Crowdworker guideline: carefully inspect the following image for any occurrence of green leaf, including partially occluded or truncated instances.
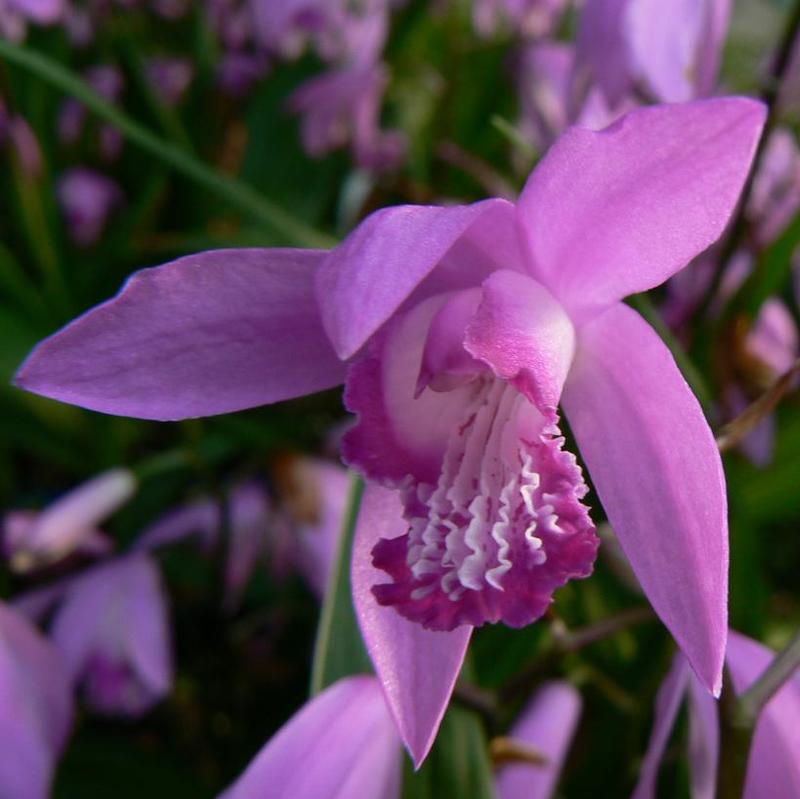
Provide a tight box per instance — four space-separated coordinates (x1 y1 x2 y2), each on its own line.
0 37 334 249
310 475 373 693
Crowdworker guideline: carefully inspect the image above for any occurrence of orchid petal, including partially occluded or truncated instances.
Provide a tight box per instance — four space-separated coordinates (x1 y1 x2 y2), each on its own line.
352 481 471 766
16 249 345 420
624 0 708 102
727 632 800 799
418 289 483 394
316 199 517 359
220 676 402 799
576 0 631 106
343 294 484 486
496 681 582 799
696 0 732 97
518 98 765 320
631 655 691 799
224 484 270 610
132 500 220 552
562 303 728 694
6 468 135 572
121 556 173 699
0 602 73 799
50 555 172 716
464 269 575 412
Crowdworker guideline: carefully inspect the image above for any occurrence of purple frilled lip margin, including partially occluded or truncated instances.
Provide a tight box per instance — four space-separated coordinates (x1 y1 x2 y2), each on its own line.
16 98 765 764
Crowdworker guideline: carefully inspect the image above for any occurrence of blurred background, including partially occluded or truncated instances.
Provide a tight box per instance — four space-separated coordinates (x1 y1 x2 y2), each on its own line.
1 0 799 796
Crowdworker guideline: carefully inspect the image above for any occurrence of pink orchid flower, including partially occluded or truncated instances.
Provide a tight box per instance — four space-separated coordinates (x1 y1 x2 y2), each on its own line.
634 630 800 799
17 99 764 760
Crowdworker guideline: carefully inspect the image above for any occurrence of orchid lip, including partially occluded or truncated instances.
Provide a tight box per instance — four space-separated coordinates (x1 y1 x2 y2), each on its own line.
370 376 598 631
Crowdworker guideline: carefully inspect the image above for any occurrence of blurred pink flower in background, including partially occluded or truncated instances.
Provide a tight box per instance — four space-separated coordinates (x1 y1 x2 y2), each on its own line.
634 631 800 799
473 0 567 38
134 459 350 606
49 554 173 717
0 602 73 799
58 65 124 160
57 167 123 246
3 467 135 572
747 128 800 247
495 681 582 799
576 0 731 105
0 0 63 41
0 100 43 177
145 56 194 107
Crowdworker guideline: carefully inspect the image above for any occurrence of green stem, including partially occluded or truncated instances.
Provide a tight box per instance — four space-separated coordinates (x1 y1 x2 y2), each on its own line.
0 39 335 249
310 475 372 694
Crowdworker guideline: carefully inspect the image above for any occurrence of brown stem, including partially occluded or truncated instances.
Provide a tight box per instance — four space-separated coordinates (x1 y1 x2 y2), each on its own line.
716 357 800 452
499 607 656 703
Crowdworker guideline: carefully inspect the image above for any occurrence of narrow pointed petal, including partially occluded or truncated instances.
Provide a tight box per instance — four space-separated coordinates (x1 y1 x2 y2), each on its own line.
562 304 727 693
316 199 517 359
496 681 582 799
726 632 800 799
16 249 345 421
220 676 402 799
518 98 765 320
352 482 471 766
631 655 691 799
464 269 576 412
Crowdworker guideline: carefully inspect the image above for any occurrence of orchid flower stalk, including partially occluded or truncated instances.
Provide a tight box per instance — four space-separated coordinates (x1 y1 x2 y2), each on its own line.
16 98 765 761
